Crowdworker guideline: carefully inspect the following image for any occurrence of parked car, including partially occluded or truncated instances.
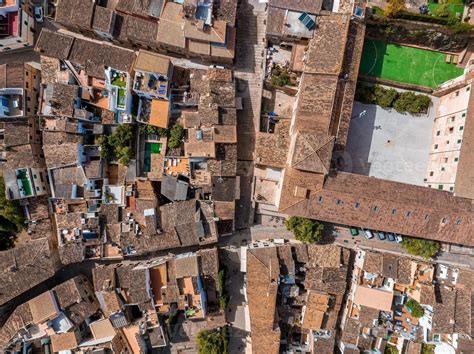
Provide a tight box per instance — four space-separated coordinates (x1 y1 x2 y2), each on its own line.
377 231 386 240
34 6 44 23
395 234 403 243
387 233 395 242
363 229 374 239
350 227 359 236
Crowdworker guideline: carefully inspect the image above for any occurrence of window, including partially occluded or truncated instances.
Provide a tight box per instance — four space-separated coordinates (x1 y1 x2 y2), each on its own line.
42 186 46 191
455 91 460 96
442 217 448 224
441 167 445 171
336 199 342 205
455 157 459 162
318 196 323 203
446 140 450 145
425 214 430 220
428 184 432 188
36 187 39 191
429 171 434 176
457 139 462 144
406 211 412 217
462 113 466 118
467 86 471 92
33 174 37 178
443 158 448 163
373 206 379 212
449 127 454 133
438 185 444 190
456 218 461 224
460 126 464 131
451 116 455 122
354 202 360 208
450 187 454 192
436 130 441 136
434 144 438 149
392 208 397 215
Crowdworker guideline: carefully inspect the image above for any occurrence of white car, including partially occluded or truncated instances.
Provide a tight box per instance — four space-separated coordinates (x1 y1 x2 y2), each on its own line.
395 234 403 243
34 6 44 23
363 229 374 239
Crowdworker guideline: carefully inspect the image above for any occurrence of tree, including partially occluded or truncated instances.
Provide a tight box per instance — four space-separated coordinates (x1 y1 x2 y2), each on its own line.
405 298 425 318
197 327 228 354
435 1 450 17
285 216 325 244
218 267 229 311
422 343 436 354
168 124 184 149
393 91 431 114
374 85 399 109
0 177 25 250
385 346 399 354
384 0 405 17
138 124 169 137
98 124 134 165
401 236 440 259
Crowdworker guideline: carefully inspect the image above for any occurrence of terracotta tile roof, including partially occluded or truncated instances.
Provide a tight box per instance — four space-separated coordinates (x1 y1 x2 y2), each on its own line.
54 277 84 310
281 171 474 246
0 303 33 349
246 247 280 354
115 13 159 47
214 0 238 26
51 331 80 352
301 291 330 330
92 5 114 33
184 19 227 44
397 257 413 285
28 291 59 324
382 254 399 279
291 132 334 174
55 0 95 29
157 2 186 49
35 29 74 59
266 7 285 37
304 14 350 75
255 120 290 168
134 50 171 76
268 0 322 14
307 245 341 268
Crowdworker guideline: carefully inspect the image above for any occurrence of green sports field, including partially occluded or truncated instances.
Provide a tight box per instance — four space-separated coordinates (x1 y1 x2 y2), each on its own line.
359 39 464 88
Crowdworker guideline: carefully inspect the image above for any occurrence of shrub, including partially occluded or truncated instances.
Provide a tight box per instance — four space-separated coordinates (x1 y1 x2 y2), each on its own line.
355 84 376 104
434 1 450 17
385 346 399 354
0 177 25 250
374 85 399 109
285 216 325 244
197 327 228 354
218 267 229 311
393 91 431 114
401 236 440 259
422 343 436 354
168 124 184 149
448 21 473 33
139 124 169 137
385 0 405 17
405 298 425 318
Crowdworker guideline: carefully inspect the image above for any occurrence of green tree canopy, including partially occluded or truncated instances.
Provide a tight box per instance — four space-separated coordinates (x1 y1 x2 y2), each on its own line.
385 346 399 354
401 236 440 259
138 124 169 137
374 85 399 109
99 124 135 165
168 124 184 149
393 91 431 114
422 343 436 354
197 327 228 354
285 216 325 244
405 298 425 318
384 0 405 17
0 177 25 250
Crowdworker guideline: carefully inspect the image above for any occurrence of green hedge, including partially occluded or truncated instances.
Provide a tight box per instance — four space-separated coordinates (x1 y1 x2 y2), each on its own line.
355 84 431 114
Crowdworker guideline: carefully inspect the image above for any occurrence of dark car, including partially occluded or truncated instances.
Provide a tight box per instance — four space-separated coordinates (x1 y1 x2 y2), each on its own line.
387 233 396 242
350 227 359 236
377 231 386 240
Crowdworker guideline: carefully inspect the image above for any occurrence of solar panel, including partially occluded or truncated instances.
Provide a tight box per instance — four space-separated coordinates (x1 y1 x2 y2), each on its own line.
298 12 316 30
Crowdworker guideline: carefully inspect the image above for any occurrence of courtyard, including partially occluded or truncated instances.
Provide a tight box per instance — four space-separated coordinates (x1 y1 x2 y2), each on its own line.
343 101 436 186
359 39 464 88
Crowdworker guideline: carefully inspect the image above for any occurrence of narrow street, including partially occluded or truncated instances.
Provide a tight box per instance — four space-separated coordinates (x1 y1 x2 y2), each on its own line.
234 0 267 230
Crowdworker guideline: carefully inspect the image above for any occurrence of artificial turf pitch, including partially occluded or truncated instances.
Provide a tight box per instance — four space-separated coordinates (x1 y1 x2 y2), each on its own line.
359 39 464 88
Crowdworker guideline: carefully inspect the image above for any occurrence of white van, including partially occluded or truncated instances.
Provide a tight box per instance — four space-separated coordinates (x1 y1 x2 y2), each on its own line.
363 229 374 239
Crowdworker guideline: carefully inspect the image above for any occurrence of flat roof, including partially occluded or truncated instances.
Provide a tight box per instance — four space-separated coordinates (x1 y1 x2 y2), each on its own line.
353 286 393 312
